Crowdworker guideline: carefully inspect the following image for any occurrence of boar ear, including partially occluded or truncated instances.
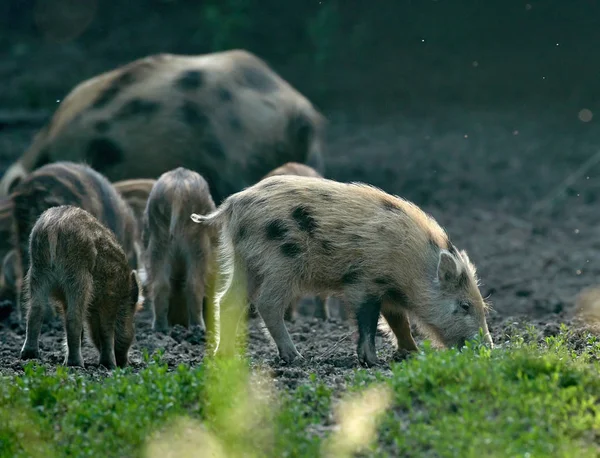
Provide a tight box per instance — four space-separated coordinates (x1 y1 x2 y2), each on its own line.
436 249 462 288
130 270 143 312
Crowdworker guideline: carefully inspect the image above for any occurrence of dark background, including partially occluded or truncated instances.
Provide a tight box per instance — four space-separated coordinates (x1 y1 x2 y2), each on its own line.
2 0 599 114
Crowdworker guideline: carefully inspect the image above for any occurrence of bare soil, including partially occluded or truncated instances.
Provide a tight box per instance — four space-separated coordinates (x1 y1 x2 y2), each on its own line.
2 107 600 388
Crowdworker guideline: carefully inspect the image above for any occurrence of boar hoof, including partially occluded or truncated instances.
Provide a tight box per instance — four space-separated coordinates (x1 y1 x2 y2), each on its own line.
65 355 85 367
20 346 40 360
358 350 380 367
152 323 169 334
392 349 413 362
99 358 117 370
279 348 304 364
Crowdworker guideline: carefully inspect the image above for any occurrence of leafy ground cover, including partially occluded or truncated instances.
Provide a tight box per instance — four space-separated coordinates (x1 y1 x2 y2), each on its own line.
1 325 599 458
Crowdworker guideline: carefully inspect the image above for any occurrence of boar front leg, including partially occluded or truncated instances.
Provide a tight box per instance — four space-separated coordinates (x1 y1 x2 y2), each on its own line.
381 304 418 361
354 294 382 367
185 261 206 332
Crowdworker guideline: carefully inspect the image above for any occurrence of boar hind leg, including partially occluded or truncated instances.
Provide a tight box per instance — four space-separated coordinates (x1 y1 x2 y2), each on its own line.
185 267 206 332
313 294 330 320
354 294 382 367
20 273 47 360
63 277 92 367
151 278 171 333
381 304 418 360
255 286 303 363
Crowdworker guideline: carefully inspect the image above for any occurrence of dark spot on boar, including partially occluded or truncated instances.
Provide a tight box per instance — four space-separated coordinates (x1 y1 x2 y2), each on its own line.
92 71 136 109
228 114 242 132
175 70 204 91
94 120 111 133
115 98 161 120
384 287 409 304
86 138 125 170
218 87 233 101
240 65 278 93
280 242 302 258
320 239 334 254
180 101 210 128
292 206 317 236
374 277 390 286
266 220 288 241
342 267 361 285
202 136 226 160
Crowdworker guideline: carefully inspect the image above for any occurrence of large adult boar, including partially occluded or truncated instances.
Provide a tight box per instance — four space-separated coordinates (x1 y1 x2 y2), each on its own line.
261 162 348 322
0 50 327 204
191 175 493 366
8 161 139 320
20 205 143 368
142 167 217 333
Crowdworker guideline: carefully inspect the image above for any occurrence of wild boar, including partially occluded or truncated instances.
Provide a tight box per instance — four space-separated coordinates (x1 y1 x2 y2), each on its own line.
9 161 139 320
0 198 17 312
191 175 493 366
142 167 217 333
20 205 143 368
114 178 156 234
0 50 326 205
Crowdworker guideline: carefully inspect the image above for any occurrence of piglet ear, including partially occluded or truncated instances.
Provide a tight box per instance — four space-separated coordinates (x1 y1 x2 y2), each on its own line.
130 270 144 312
437 249 462 287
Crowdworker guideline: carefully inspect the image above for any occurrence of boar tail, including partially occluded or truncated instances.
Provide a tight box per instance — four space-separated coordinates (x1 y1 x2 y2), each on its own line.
190 205 228 227
169 199 182 240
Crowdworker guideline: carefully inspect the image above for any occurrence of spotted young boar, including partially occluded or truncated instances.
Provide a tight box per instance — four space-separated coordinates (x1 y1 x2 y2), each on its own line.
191 175 493 366
9 161 139 320
20 205 143 368
142 167 217 333
0 50 327 205
261 162 347 322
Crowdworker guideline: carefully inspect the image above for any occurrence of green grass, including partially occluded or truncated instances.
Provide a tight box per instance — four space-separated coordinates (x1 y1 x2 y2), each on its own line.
2 326 600 457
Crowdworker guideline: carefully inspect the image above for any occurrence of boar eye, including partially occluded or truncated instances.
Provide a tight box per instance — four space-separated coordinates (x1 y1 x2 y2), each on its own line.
459 300 471 312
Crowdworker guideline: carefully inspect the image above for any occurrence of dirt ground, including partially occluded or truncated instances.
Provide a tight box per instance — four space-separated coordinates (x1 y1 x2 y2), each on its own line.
2 105 600 389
